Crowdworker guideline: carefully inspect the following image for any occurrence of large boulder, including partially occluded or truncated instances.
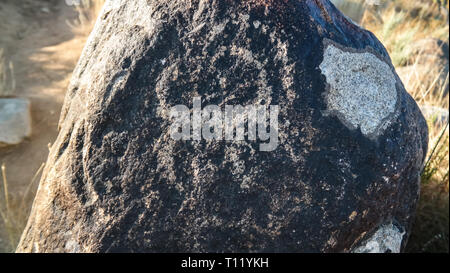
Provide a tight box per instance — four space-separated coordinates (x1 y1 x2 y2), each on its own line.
17 0 428 253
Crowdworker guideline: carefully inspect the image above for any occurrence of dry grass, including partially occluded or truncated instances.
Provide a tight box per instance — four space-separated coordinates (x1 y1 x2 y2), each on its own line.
0 163 44 252
363 1 448 64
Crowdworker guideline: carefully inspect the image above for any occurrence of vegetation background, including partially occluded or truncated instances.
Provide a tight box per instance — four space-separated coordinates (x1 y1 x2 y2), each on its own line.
0 0 448 253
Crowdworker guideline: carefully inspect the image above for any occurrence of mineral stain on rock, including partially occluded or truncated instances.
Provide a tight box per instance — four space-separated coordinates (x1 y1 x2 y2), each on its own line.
17 0 428 253
319 40 399 139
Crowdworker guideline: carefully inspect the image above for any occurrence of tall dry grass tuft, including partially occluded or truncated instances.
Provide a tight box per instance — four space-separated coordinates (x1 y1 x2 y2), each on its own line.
0 163 44 252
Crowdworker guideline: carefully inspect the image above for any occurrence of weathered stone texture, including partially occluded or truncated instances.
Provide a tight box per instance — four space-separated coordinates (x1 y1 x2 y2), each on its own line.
17 0 428 253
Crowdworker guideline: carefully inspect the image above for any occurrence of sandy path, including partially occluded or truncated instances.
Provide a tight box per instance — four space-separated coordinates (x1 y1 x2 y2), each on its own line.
0 2 88 194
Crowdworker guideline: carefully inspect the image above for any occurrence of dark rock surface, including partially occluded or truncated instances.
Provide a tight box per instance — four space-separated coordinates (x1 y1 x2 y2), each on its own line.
17 0 428 253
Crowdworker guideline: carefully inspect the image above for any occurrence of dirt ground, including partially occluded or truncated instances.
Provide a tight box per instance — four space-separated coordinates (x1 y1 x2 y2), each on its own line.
0 0 89 194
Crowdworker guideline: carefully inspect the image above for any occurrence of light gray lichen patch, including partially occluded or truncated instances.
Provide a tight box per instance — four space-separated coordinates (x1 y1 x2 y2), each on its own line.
319 43 398 138
353 223 405 253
